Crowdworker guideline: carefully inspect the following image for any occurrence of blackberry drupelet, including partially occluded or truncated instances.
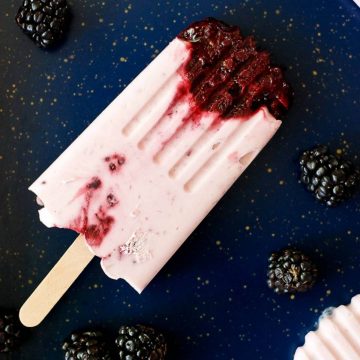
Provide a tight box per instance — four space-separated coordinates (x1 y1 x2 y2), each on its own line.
300 145 359 206
62 331 112 360
15 0 70 48
0 309 22 353
267 248 318 294
115 325 167 360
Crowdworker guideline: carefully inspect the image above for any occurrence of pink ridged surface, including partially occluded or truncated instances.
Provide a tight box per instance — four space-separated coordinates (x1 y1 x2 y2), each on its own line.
294 295 360 360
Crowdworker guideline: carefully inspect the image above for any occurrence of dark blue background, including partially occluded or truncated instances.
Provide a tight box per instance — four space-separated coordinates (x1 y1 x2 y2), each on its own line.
0 0 359 359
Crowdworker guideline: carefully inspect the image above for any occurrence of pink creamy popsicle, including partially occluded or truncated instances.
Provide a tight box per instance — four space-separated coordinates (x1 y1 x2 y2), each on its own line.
294 295 360 360
28 19 290 294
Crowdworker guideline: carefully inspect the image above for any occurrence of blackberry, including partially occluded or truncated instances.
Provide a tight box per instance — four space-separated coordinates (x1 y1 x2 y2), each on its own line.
15 0 70 48
0 309 22 353
115 325 167 360
62 331 112 360
300 145 359 206
267 248 318 294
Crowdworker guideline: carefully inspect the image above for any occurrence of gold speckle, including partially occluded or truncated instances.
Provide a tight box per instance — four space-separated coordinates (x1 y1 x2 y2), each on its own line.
290 294 295 300
336 148 343 155
124 4 132 14
312 70 318 76
267 167 272 173
99 18 104 23
275 9 281 15
279 180 285 185
28 279 33 285
245 225 250 231
215 240 221 246
119 56 128 63
326 289 332 296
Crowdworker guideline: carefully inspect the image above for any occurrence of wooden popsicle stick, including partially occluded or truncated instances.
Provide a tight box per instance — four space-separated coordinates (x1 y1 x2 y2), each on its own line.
19 234 94 327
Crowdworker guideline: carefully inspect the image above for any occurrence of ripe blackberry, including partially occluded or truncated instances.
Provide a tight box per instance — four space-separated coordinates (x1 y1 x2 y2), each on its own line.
15 0 70 48
267 248 318 294
0 309 22 353
300 145 359 206
115 325 167 360
62 331 112 360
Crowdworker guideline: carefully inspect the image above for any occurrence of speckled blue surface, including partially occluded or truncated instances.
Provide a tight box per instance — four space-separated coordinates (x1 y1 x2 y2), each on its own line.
0 0 359 359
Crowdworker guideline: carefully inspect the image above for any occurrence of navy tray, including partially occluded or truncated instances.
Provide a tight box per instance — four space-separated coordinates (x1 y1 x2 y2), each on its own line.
0 0 359 358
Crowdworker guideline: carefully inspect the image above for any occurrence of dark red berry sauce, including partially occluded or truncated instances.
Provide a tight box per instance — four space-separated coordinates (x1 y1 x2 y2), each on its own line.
177 18 291 119
83 209 114 247
69 176 118 247
105 153 126 173
86 177 102 190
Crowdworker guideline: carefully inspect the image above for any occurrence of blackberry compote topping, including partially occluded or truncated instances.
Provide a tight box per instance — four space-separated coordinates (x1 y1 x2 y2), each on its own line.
300 145 359 206
115 325 167 360
267 248 318 294
178 18 291 119
15 0 70 48
62 331 112 360
0 309 23 353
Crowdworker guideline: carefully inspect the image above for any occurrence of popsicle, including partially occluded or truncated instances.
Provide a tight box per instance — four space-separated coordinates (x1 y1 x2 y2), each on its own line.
20 18 290 326
294 295 360 360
